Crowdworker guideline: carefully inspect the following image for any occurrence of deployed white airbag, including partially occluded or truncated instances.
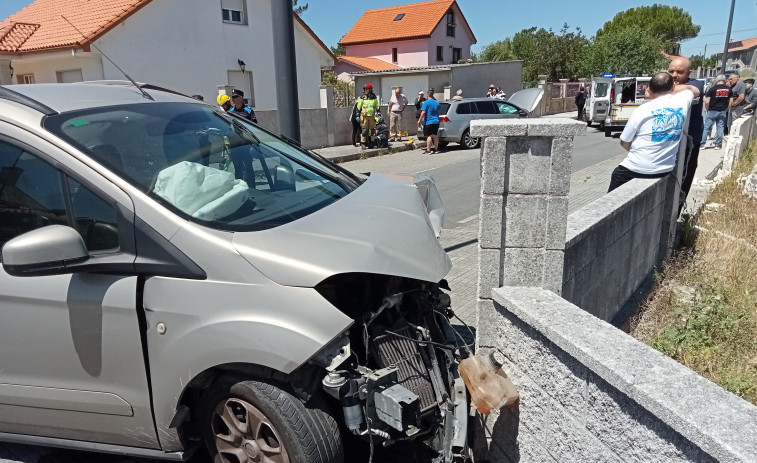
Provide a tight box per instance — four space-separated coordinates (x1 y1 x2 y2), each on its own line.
153 161 249 221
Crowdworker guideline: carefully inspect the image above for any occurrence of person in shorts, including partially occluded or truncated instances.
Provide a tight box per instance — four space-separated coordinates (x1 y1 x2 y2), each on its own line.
418 88 440 154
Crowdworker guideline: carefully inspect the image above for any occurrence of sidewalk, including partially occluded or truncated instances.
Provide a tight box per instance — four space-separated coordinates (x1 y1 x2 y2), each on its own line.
314 139 421 164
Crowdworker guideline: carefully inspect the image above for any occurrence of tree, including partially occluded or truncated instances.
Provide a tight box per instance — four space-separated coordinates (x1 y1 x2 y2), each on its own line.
596 5 700 51
478 24 589 81
582 26 667 77
330 44 345 56
293 0 308 15
690 54 717 69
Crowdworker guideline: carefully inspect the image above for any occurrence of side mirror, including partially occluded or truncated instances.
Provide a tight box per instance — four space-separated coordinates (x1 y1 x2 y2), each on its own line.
2 225 89 277
518 109 529 118
274 164 296 191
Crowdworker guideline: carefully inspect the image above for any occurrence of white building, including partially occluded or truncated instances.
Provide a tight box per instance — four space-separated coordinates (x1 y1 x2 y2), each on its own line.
0 0 335 110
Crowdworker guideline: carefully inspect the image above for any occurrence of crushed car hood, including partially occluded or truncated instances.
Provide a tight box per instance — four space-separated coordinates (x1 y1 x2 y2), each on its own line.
232 173 452 287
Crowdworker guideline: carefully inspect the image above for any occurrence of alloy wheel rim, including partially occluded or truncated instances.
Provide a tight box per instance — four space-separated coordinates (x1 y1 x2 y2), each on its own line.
211 398 290 463
464 132 478 148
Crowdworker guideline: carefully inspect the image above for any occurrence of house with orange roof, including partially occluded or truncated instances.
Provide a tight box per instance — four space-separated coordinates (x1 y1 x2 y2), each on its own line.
333 0 476 81
717 37 757 73
0 0 335 110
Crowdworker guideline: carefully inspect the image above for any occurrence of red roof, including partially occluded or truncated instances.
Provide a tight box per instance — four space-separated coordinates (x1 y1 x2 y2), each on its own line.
338 56 401 71
339 0 475 47
722 37 757 53
0 0 153 54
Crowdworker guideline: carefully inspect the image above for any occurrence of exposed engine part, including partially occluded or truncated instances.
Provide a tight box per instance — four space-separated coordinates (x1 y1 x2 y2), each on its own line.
311 334 351 371
373 384 419 431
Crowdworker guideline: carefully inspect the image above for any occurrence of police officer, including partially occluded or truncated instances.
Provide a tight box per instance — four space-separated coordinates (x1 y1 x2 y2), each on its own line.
230 89 258 123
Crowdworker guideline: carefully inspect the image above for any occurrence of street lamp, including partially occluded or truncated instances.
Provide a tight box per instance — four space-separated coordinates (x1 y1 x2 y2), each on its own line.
237 59 246 72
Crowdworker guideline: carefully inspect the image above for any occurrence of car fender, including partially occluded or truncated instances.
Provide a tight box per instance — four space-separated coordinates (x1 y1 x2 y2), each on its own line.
141 277 352 450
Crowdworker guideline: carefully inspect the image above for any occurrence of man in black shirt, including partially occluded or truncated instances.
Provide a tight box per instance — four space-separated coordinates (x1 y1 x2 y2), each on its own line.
701 76 731 150
230 89 258 123
668 57 704 205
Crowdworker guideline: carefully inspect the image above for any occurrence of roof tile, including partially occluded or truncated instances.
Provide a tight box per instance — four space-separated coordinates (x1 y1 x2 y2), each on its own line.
340 0 456 46
338 56 401 71
0 0 153 54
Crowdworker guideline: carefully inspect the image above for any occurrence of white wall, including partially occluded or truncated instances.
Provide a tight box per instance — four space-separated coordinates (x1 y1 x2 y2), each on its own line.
345 39 429 68
9 51 104 84
427 2 475 64
10 0 332 110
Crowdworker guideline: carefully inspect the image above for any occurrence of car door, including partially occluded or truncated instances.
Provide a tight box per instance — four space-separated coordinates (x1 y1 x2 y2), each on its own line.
493 100 523 118
589 77 613 123
0 123 159 448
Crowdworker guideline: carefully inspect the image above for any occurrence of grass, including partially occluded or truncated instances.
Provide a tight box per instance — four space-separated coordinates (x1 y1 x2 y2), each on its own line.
630 146 757 405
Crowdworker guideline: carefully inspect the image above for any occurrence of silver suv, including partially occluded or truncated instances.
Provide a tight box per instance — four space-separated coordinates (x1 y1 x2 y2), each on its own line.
0 83 469 462
423 88 544 149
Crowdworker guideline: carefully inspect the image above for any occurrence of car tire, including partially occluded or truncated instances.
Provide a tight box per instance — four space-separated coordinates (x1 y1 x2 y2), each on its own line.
461 129 480 149
200 376 343 463
604 128 612 138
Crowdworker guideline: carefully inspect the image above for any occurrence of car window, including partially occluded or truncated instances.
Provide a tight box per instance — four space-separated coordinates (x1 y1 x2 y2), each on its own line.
494 101 519 115
593 83 608 98
438 103 450 116
0 141 67 248
44 103 352 232
475 101 498 115
68 177 119 252
456 102 471 115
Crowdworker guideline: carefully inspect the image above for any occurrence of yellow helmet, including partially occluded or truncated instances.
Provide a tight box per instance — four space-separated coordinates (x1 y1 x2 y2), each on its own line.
217 94 231 105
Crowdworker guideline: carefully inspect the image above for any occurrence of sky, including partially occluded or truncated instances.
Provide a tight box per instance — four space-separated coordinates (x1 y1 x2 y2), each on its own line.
1 0 756 59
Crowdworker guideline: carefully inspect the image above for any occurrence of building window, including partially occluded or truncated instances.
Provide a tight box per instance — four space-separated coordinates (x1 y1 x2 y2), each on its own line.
18 74 35 84
446 10 455 37
436 46 443 62
394 13 404 21
452 48 461 63
221 0 246 24
392 48 398 64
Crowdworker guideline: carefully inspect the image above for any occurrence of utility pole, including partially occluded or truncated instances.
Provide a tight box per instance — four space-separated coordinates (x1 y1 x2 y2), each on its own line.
721 0 736 73
271 0 301 143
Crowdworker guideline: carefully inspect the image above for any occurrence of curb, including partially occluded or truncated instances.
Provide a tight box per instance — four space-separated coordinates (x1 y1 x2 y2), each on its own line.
317 143 425 164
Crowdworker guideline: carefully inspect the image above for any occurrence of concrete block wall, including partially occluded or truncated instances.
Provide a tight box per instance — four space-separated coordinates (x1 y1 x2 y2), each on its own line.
561 177 668 323
474 286 757 462
720 114 757 178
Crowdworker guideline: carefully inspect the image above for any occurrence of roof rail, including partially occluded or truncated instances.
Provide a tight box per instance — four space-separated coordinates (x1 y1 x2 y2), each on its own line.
0 86 58 115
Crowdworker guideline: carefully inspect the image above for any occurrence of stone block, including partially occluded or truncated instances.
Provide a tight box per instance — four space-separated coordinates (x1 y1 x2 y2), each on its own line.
505 137 552 194
506 368 551 444
550 137 574 195
542 250 565 294
546 398 623 463
482 137 508 195
585 373 703 463
524 118 588 137
471 119 528 137
546 196 569 250
503 248 545 287
504 195 548 248
476 298 500 349
479 194 505 249
478 247 503 299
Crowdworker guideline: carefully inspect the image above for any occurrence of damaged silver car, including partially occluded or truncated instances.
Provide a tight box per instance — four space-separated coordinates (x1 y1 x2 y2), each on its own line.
0 83 472 462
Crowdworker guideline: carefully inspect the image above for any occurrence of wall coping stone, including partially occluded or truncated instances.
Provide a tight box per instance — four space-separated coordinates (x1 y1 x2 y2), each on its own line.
470 118 588 138
491 286 757 462
565 177 664 246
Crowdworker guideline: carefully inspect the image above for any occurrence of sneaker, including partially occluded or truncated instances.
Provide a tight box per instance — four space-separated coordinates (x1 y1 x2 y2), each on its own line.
714 145 722 149
423 150 431 154
430 149 436 154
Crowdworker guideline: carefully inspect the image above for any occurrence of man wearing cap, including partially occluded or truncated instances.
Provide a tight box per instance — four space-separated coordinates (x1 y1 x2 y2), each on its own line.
357 83 379 145
230 89 258 123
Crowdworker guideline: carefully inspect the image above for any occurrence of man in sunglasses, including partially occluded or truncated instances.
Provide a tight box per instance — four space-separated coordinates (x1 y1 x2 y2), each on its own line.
487 84 506 100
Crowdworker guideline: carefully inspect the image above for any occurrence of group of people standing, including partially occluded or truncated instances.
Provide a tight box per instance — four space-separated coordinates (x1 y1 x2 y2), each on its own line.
700 72 757 150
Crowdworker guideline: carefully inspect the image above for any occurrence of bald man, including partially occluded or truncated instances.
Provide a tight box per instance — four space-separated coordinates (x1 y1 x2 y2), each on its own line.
668 56 704 209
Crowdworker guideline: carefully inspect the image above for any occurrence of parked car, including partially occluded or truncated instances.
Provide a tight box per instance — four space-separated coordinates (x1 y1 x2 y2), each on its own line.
418 88 544 149
0 82 470 462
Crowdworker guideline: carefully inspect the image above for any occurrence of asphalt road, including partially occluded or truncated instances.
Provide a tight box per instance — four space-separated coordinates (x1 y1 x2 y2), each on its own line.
0 123 623 463
343 123 624 227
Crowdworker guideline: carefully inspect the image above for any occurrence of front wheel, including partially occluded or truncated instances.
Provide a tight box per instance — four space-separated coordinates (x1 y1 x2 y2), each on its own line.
461 129 480 149
200 376 343 463
604 128 612 138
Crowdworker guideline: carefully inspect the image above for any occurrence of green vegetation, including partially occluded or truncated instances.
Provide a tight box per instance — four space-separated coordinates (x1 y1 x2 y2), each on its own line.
476 4 700 79
631 147 757 405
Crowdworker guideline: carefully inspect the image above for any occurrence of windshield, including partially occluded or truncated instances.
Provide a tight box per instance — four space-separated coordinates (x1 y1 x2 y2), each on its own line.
44 102 354 231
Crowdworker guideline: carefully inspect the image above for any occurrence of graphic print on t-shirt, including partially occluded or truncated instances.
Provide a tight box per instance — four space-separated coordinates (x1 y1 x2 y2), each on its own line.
651 107 685 142
715 89 730 98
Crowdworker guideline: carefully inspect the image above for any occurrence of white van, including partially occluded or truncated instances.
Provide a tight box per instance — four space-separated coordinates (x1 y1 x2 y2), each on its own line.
585 76 612 127
602 76 651 137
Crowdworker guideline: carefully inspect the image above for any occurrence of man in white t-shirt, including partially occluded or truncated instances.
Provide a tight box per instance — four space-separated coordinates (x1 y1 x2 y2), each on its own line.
608 72 700 192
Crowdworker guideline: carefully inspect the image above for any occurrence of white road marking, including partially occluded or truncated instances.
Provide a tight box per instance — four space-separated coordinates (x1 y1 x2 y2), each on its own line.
458 214 479 224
